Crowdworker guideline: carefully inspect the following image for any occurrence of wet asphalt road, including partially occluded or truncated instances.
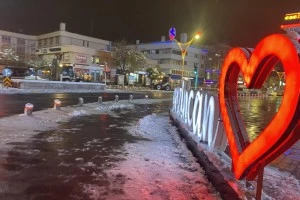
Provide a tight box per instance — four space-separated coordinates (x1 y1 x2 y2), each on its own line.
237 96 283 141
0 101 171 200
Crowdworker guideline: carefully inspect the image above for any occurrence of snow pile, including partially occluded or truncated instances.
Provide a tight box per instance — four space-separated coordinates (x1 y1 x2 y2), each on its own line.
131 113 168 139
95 103 134 111
68 109 88 116
85 114 221 200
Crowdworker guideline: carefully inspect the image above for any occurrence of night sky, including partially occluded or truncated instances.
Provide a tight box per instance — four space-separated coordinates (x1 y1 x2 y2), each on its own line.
0 0 299 47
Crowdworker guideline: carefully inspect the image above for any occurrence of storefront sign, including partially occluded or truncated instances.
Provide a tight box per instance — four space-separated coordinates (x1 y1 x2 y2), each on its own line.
76 54 87 64
219 34 300 180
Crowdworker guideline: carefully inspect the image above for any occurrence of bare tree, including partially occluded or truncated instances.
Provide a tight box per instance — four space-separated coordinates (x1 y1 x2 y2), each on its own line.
111 40 147 72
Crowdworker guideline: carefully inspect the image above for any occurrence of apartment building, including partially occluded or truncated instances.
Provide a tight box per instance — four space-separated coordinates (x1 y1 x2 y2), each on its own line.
0 30 37 61
129 34 207 82
35 23 112 69
0 23 113 81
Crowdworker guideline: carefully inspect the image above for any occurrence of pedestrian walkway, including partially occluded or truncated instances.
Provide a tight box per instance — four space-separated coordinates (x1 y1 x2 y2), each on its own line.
271 141 300 180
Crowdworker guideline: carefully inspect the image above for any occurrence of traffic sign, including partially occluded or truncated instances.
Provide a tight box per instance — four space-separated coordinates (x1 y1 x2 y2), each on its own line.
104 65 110 73
169 27 176 40
3 77 12 87
2 68 12 77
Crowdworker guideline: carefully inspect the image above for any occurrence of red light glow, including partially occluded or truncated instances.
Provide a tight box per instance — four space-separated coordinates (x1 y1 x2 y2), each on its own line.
281 24 300 29
219 34 300 180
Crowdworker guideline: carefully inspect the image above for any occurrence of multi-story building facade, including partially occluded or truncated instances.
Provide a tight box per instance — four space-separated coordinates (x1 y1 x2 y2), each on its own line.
0 30 37 61
0 23 113 81
129 35 207 86
35 23 112 69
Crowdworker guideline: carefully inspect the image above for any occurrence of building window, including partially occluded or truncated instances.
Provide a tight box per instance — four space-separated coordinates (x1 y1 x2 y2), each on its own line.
42 39 47 47
17 46 25 56
38 40 42 48
159 59 171 64
172 50 181 55
55 36 60 45
161 48 172 54
29 40 36 47
143 50 150 54
17 39 25 46
87 41 89 47
83 40 85 46
170 59 178 65
150 49 156 54
49 37 53 46
156 50 159 54
2 36 11 43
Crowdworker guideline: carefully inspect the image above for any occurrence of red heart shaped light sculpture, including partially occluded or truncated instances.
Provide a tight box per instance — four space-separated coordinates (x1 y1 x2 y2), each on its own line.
219 34 300 180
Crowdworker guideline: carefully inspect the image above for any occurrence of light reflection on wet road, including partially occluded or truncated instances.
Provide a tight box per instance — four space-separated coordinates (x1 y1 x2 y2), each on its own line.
238 96 282 141
238 96 300 179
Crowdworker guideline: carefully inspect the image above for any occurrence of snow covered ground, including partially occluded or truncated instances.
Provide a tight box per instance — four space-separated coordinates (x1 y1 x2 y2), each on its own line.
94 114 222 200
0 94 298 199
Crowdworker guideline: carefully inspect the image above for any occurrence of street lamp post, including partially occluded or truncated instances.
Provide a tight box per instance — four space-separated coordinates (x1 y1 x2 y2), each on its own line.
171 32 201 80
178 34 200 80
273 69 285 90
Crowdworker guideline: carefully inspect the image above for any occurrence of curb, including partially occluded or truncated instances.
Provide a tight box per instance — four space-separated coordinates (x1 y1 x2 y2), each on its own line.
169 111 240 200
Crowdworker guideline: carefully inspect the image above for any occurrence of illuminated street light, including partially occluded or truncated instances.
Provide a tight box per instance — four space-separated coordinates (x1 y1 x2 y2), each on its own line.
171 32 201 80
273 69 285 89
194 33 200 40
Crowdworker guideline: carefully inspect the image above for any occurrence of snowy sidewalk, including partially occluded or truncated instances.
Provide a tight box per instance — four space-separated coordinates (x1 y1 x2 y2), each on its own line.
103 114 221 200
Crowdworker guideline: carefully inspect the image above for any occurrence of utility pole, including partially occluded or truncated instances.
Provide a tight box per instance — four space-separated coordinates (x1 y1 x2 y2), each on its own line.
194 63 199 90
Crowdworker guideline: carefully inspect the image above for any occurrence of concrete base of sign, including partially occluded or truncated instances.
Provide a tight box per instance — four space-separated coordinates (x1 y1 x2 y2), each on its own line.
169 110 239 200
12 80 106 90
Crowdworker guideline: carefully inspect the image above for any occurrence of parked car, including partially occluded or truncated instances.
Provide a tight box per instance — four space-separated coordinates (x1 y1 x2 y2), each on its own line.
153 82 172 91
